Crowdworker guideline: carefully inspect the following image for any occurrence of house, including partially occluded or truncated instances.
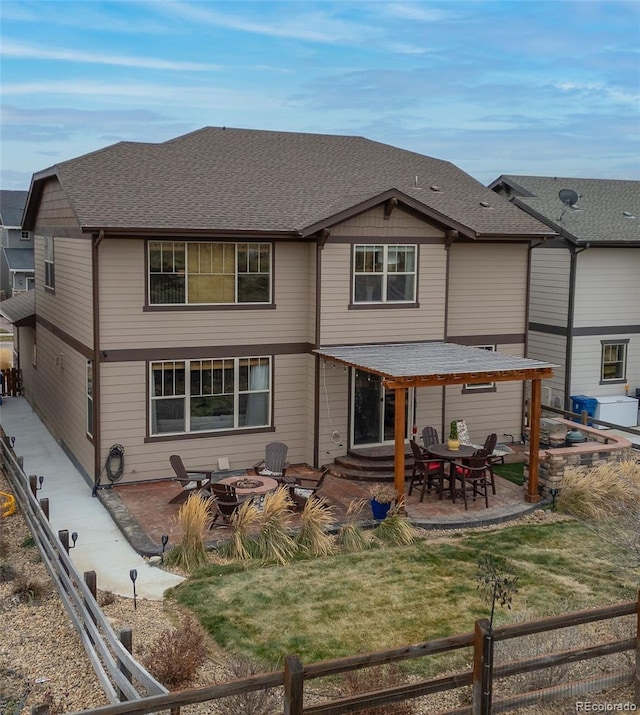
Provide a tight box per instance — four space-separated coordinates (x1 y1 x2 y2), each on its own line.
9 127 555 487
0 190 34 299
489 175 640 426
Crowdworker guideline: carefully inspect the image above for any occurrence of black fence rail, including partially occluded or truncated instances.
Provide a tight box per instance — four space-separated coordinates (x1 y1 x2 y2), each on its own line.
1 431 639 715
0 434 167 704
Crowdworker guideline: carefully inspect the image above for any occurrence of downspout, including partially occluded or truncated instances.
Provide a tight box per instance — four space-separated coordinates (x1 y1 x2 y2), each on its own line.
564 243 590 409
313 229 330 468
92 231 103 488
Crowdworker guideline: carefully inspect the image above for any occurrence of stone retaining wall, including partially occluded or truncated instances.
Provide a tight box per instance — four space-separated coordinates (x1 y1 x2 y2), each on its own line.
523 418 634 499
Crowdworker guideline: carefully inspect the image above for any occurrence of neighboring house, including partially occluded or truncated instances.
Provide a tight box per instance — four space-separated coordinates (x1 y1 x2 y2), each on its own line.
0 190 34 298
490 175 640 423
10 127 553 486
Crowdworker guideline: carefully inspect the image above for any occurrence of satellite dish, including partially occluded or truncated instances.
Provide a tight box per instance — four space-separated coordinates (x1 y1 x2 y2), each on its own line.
559 189 580 206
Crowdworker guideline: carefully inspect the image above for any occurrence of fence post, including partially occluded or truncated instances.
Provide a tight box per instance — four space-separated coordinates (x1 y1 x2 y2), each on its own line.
118 627 133 701
283 655 304 715
40 497 49 520
472 619 494 715
29 474 39 498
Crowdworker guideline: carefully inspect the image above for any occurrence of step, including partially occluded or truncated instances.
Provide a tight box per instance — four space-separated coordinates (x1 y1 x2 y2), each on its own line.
328 464 415 483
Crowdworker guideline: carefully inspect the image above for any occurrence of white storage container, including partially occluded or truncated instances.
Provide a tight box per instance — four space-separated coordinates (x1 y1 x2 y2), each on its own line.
594 395 639 427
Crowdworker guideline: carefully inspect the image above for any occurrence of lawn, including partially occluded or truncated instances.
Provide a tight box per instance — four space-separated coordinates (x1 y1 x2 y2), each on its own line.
169 518 635 669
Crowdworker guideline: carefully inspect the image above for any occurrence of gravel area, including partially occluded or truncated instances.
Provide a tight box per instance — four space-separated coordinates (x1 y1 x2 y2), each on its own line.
1 467 635 714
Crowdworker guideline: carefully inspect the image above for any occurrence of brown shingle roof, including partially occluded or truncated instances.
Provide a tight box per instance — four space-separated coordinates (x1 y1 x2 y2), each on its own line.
30 127 552 238
491 175 640 245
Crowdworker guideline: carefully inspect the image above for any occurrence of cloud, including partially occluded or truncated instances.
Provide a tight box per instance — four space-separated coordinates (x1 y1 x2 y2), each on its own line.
1 39 219 71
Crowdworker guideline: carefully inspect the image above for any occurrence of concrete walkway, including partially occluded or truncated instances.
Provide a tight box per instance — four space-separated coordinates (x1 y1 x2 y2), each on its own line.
0 396 183 601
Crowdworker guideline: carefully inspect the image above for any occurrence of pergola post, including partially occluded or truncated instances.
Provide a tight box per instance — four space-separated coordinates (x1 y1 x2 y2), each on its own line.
394 386 407 512
526 378 542 503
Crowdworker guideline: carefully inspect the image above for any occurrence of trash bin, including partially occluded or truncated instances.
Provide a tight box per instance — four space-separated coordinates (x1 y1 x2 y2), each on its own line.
570 395 597 426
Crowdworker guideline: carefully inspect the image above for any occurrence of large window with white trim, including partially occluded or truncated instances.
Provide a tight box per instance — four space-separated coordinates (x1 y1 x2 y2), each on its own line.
353 244 416 303
148 241 271 305
464 345 497 391
150 357 271 435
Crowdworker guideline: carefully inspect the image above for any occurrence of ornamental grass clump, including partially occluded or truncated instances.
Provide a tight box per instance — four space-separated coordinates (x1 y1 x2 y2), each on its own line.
336 498 371 553
224 498 261 561
368 483 396 504
165 492 213 571
254 487 297 565
295 496 336 557
375 500 421 546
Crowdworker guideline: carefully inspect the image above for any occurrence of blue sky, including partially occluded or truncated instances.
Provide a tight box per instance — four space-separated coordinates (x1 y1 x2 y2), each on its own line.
1 0 639 190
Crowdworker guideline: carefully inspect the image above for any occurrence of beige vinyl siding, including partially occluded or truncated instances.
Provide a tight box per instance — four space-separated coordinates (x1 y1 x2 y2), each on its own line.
316 359 349 463
99 354 310 483
447 243 528 337
573 248 640 327
527 330 567 405
445 344 526 443
330 205 443 238
34 235 93 348
98 239 312 350
31 326 94 478
413 387 446 440
319 242 446 345
570 334 639 398
529 248 570 327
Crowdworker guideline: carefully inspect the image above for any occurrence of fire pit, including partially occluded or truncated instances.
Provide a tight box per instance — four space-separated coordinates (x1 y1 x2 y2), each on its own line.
230 478 263 489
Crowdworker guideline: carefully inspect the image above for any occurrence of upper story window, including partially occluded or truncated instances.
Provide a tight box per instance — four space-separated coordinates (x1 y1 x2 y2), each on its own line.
86 360 94 438
148 241 271 305
601 341 628 382
44 236 55 290
150 356 271 435
353 245 416 303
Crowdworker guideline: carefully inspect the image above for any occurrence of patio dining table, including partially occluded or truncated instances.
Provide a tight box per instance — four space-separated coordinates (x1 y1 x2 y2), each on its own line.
426 443 476 460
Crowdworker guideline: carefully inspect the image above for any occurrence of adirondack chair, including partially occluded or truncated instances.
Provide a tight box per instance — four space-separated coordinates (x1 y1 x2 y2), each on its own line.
253 441 290 482
168 455 213 504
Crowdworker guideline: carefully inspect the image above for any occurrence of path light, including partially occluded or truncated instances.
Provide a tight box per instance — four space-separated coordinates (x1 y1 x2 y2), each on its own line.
129 569 138 610
161 534 169 563
37 476 44 491
549 488 559 510
70 532 78 549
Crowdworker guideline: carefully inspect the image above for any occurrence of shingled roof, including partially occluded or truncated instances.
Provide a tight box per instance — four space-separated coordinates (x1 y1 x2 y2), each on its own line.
490 175 640 246
0 190 28 228
25 127 552 240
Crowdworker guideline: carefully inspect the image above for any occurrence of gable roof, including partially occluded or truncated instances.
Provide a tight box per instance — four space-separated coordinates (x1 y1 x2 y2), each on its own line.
25 127 552 240
0 289 35 326
2 248 35 271
0 190 28 228
489 175 640 246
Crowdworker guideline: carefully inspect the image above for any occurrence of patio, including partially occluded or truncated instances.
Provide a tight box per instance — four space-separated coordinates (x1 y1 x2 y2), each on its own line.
99 448 534 557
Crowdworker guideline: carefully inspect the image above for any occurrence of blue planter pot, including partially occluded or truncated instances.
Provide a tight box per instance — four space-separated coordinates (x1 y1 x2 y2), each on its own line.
370 499 391 520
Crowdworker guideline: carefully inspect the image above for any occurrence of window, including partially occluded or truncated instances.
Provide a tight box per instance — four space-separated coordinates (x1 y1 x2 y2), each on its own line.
353 245 416 303
21 230 30 241
148 241 271 305
601 341 627 382
44 236 55 289
87 360 94 437
464 345 496 391
150 356 271 435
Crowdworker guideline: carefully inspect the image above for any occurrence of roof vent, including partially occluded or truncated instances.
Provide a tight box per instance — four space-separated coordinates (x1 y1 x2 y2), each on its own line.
479 200 491 208
430 184 441 192
623 211 636 219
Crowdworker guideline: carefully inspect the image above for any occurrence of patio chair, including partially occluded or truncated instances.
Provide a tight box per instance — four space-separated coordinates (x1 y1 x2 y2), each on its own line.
168 455 213 504
482 433 498 494
453 449 492 510
290 468 329 509
210 482 250 526
421 425 440 452
253 441 290 482
408 439 447 501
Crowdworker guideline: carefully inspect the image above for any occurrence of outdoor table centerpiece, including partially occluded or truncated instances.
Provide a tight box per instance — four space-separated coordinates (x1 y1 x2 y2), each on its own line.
447 420 460 451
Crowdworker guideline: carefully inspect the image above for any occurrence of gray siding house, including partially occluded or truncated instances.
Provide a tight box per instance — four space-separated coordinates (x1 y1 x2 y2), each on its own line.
11 128 553 486
490 176 640 425
0 190 33 299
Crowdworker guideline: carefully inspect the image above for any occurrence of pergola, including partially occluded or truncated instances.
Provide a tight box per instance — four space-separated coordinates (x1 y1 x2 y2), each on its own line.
314 342 556 504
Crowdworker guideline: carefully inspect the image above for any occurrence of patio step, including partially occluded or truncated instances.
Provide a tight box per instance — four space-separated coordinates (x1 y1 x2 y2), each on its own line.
329 448 415 483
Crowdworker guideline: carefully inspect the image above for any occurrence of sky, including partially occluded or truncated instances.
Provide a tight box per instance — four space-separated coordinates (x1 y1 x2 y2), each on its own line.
1 0 639 191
